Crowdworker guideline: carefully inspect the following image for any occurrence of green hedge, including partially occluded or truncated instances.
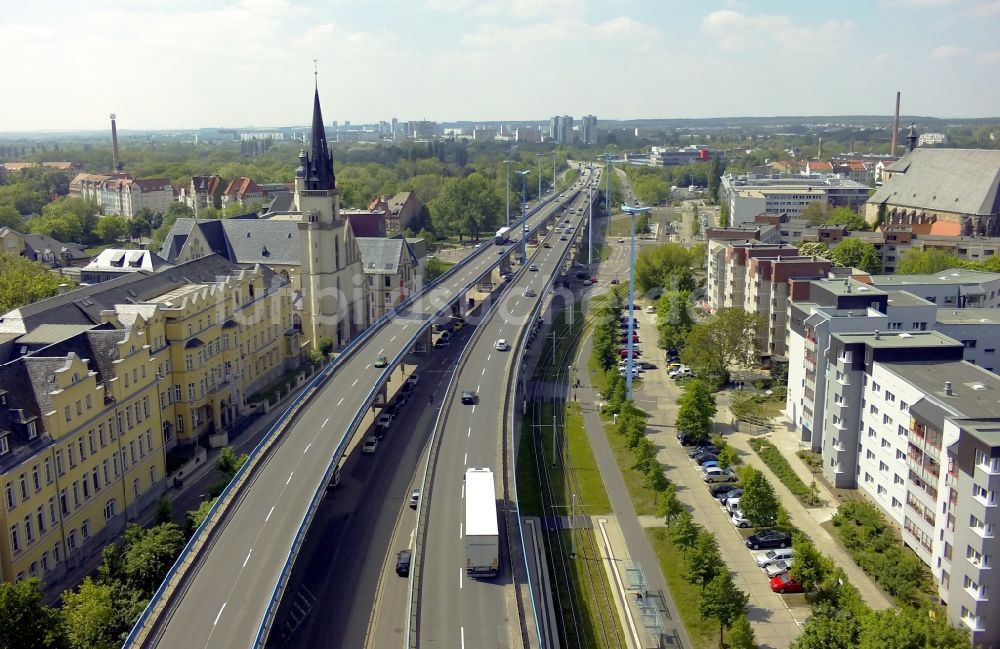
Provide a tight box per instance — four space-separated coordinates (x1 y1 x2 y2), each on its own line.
748 438 822 506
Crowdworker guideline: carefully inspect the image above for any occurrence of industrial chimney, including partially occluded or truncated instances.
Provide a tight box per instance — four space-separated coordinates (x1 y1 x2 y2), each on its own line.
110 113 122 172
891 92 901 155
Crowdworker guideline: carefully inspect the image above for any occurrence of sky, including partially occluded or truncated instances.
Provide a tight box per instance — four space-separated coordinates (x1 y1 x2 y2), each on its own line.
2 0 999 131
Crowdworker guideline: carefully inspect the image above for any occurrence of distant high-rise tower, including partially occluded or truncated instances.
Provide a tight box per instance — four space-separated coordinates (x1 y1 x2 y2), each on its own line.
582 115 597 145
891 91 901 155
110 113 123 172
391 117 398 138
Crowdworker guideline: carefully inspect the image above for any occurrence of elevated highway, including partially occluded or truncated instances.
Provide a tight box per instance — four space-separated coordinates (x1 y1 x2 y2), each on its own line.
125 177 593 649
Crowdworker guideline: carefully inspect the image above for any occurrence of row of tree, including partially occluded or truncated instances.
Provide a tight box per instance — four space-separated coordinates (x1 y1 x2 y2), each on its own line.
0 448 247 649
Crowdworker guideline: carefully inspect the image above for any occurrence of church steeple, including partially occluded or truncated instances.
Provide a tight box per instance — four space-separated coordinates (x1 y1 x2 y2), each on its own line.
305 82 335 191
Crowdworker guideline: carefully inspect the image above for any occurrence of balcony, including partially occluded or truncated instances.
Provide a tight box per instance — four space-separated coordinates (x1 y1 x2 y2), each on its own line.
804 336 817 352
906 493 935 526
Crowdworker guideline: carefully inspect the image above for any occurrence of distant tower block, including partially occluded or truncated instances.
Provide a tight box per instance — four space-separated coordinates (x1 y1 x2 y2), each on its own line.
891 91 901 155
110 113 122 172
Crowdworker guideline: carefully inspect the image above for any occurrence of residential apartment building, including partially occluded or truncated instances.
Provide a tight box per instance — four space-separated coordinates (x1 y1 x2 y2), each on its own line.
865 269 1000 309
368 191 423 234
852 227 1000 274
745 256 833 357
357 238 419 322
719 174 871 227
99 177 174 218
856 360 1000 646
221 177 266 210
581 115 597 145
549 115 574 144
183 175 225 216
934 309 1000 372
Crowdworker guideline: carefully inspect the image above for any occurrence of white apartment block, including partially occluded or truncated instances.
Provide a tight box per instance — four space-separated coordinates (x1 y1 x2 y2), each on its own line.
855 360 1000 646
867 269 1000 309
719 174 871 227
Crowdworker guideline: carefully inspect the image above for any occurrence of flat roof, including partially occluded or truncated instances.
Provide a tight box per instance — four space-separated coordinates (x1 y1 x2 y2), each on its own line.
15 324 96 345
885 290 934 308
956 419 1000 448
870 268 1000 286
935 308 1000 325
812 277 887 298
834 330 961 349
881 361 1000 419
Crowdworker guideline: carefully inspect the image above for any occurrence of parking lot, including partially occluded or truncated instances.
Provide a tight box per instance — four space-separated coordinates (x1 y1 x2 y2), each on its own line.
626 310 812 649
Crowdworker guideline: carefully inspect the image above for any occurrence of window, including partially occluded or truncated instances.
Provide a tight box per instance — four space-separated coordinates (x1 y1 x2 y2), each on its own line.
103 499 116 521
892 497 901 508
872 382 881 393
879 461 889 473
75 400 81 415
963 339 977 349
866 449 875 460
894 474 904 485
24 516 32 543
81 520 90 540
36 506 44 533
898 425 908 436
72 482 80 507
67 531 76 551
5 483 14 510
870 404 879 415
883 414 892 425
975 449 1000 474
868 427 876 438
31 466 39 492
877 484 887 496
974 484 996 505
68 446 76 469
10 525 20 553
132 479 140 499
865 472 873 483
64 406 71 422
188 383 196 401
885 391 896 403
176 415 185 432
900 401 909 412
888 322 902 330
43 458 52 485
173 385 181 401
896 449 905 461
0 437 8 455
19 474 27 500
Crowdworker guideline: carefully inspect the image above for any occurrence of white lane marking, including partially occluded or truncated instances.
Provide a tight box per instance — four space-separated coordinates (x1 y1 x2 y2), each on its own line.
390 335 397 342
214 603 227 626
477 384 481 392
461 626 466 648
464 452 468 465
378 348 384 354
322 418 329 428
304 443 312 453
460 570 464 591
468 426 472 438
266 506 274 522
286 472 293 485
471 405 476 414
337 397 344 406
482 368 486 376
487 354 491 361
243 549 253 568
353 379 359 387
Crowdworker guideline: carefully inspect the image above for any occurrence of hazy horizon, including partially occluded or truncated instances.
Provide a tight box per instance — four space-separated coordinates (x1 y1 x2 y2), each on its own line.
3 0 1000 132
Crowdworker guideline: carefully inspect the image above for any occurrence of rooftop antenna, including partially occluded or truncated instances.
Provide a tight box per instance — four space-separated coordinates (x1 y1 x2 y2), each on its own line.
313 58 318 88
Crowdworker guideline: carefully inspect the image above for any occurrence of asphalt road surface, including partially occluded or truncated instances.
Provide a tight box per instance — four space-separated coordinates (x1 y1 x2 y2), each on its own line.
417 175 597 648
138 190 582 649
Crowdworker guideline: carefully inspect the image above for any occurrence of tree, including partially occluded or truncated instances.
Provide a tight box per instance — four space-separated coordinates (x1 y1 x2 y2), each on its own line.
717 446 739 469
684 530 723 591
62 577 119 649
707 156 725 203
858 607 970 649
0 203 23 229
825 207 870 232
0 578 65 649
217 446 248 482
727 614 756 649
681 308 763 386
317 337 334 357
790 534 830 591
655 290 693 352
95 215 129 244
129 210 153 239
739 468 778 527
645 462 669 496
790 603 860 649
634 243 696 297
633 437 657 472
674 379 717 444
154 498 173 525
429 172 502 241
896 248 963 275
0 253 65 312
800 201 833 226
718 202 729 228
700 571 749 648
424 257 453 282
186 498 218 536
669 510 701 549
830 238 881 274
119 522 186 595
797 241 831 259
657 483 684 527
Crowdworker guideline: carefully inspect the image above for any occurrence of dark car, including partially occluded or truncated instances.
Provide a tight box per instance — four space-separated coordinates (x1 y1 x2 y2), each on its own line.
461 390 478 405
637 361 657 370
693 453 718 466
396 549 412 576
688 445 719 458
676 431 703 446
709 483 742 498
745 529 792 551
718 487 743 504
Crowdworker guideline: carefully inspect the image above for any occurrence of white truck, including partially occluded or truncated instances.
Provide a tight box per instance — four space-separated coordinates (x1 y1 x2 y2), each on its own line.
465 468 500 578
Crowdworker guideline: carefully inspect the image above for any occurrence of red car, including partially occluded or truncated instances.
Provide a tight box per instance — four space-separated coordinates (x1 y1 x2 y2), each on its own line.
769 573 803 594
620 335 640 344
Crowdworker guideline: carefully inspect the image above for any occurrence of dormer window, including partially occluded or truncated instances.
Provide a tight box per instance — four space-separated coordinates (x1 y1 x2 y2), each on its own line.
26 421 36 441
0 436 8 455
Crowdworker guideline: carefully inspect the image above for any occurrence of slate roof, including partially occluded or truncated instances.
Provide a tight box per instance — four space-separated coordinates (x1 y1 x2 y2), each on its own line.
84 248 172 272
869 148 1000 216
265 192 294 214
356 238 415 275
344 211 385 238
21 232 88 261
219 219 301 265
0 254 276 335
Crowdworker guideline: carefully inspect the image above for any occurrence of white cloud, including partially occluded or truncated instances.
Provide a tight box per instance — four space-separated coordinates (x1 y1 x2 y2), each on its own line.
878 0 956 7
460 16 661 52
929 44 971 59
976 50 1000 62
700 10 853 52
424 0 585 18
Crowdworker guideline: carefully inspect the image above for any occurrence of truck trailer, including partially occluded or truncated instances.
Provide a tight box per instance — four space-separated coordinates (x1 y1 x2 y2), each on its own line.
464 468 500 577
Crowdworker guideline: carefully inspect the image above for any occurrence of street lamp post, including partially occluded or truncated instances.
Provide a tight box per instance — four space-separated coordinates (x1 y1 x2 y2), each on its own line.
621 204 651 400
504 160 512 229
516 170 531 221
587 164 593 266
535 153 542 199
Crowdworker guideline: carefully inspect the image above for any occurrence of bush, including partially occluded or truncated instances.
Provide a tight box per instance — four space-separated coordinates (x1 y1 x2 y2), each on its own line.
748 438 822 507
830 499 936 607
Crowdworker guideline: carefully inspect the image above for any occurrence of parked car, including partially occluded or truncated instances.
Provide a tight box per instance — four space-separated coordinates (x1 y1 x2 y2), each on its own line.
405 373 419 388
709 483 742 498
409 490 420 509
769 572 804 594
730 510 752 528
676 431 703 446
377 413 393 428
765 559 794 578
745 529 791 550
396 549 412 576
755 548 795 569
701 459 719 469
669 365 692 378
702 466 737 483
693 453 718 466
688 445 719 458
362 436 379 454
638 361 657 370
719 488 743 505
645 305 656 313
725 497 741 513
